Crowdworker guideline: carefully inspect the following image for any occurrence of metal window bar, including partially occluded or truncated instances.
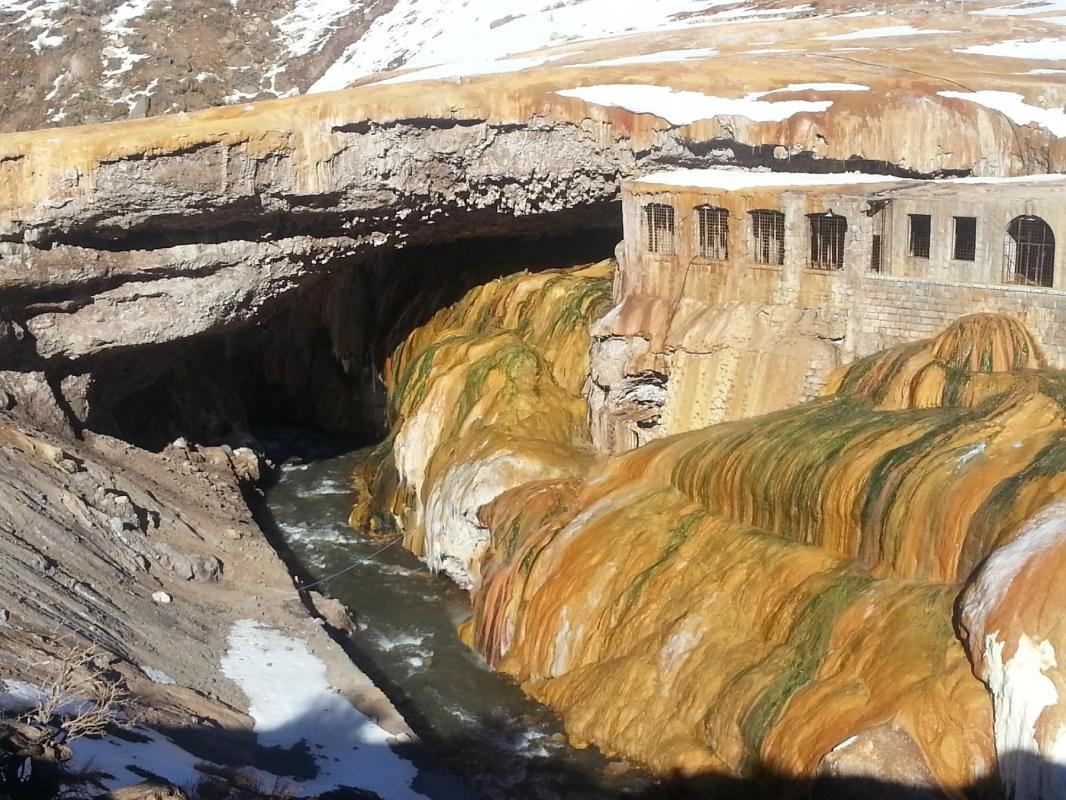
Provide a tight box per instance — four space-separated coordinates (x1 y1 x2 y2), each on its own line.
808 213 847 271
697 206 729 260
750 210 785 265
644 203 675 255
909 214 931 259
1004 215 1055 288
953 217 977 262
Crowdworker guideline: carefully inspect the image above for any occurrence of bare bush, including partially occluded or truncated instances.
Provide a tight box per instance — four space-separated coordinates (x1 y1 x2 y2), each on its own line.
22 640 137 740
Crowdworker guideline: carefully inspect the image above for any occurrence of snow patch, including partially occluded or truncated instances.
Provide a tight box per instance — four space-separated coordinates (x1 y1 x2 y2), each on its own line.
139 665 176 685
71 725 212 790
309 0 766 93
961 37 1066 60
706 2 810 21
102 45 149 78
99 0 153 95
1 678 218 789
555 83 833 125
1 0 68 54
30 29 60 49
222 87 263 103
939 89 1066 138
113 76 159 113
101 0 152 36
1 679 91 717
749 82 870 96
634 167 906 190
221 619 427 798
373 51 572 86
274 0 361 58
44 71 66 101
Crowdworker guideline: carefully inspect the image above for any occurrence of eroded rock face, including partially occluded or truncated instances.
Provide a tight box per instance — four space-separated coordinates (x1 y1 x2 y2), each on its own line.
366 276 1066 794
3 0 1065 445
0 111 633 440
958 502 1066 800
351 262 611 588
588 296 843 453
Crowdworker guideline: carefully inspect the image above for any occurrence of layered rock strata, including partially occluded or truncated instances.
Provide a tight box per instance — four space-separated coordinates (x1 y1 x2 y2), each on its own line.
0 414 411 788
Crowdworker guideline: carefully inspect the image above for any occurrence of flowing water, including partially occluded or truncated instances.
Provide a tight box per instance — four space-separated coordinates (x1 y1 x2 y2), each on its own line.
258 429 654 800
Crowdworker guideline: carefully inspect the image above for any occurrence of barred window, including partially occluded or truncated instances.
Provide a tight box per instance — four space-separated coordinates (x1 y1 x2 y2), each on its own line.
643 203 675 255
1005 215 1055 288
749 209 785 265
953 217 977 262
909 214 931 259
807 212 847 270
696 206 729 260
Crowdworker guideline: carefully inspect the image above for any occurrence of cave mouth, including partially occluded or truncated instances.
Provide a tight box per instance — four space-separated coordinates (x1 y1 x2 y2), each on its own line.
79 222 622 452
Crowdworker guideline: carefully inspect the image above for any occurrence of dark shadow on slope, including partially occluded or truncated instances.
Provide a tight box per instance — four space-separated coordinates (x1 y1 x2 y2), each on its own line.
38 704 1056 800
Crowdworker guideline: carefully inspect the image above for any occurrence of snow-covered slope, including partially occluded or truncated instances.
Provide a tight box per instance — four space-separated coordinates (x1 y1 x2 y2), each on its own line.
1 0 1066 141
307 0 807 92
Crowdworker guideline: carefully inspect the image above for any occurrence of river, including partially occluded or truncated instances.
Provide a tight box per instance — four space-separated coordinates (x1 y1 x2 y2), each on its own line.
258 428 655 800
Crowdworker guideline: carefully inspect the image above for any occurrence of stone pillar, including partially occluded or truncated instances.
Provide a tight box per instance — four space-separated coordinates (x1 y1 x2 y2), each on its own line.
779 192 805 304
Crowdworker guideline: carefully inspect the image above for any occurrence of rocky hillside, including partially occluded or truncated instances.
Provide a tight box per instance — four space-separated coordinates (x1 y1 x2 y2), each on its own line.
0 1 881 129
3 0 1066 156
0 413 421 796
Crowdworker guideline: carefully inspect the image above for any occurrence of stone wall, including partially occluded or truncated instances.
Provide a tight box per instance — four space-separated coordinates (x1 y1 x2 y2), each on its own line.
852 273 1066 364
590 177 1066 453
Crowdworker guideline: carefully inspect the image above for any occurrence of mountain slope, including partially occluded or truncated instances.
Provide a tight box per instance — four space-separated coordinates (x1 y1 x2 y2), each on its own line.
3 0 1066 144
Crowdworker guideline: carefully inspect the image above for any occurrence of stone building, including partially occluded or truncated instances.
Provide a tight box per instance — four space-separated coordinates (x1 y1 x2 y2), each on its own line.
589 169 1066 453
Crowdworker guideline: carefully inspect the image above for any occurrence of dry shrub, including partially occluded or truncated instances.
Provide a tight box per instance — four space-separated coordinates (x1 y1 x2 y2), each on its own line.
23 639 139 740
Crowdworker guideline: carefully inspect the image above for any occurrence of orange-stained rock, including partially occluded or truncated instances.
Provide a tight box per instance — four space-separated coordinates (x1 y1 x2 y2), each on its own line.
958 501 1066 800
471 473 993 790
588 295 844 452
363 267 1066 794
351 262 612 588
